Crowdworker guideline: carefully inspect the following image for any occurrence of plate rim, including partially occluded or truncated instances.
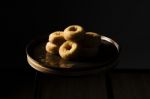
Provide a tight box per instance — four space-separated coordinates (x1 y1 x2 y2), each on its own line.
26 35 120 75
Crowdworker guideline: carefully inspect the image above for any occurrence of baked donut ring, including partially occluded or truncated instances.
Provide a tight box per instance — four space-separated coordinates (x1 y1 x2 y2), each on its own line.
45 42 59 54
49 31 66 45
79 32 101 48
59 41 80 60
64 25 85 41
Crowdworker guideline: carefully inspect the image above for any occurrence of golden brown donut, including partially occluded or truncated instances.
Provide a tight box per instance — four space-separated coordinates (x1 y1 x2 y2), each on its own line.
49 31 66 45
59 41 80 60
45 42 59 54
79 32 101 48
64 25 85 41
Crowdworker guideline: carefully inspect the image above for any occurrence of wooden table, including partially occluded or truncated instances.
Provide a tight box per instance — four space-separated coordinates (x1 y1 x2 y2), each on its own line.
33 69 150 99
1 69 150 99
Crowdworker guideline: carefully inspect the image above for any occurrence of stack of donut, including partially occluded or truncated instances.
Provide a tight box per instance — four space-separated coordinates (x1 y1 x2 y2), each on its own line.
46 25 101 60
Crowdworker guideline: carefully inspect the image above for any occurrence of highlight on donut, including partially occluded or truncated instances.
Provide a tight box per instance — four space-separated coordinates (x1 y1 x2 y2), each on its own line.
49 31 66 45
59 41 80 60
64 25 85 41
45 42 59 54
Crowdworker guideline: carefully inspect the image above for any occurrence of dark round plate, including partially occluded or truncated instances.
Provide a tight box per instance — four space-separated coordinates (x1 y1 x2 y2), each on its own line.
26 35 120 76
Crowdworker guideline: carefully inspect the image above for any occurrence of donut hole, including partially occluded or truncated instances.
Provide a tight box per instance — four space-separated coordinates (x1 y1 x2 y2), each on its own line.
69 27 77 31
66 45 72 50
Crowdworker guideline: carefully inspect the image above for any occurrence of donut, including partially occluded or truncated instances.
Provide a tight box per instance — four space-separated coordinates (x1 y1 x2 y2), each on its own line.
79 32 101 48
49 31 66 45
59 41 80 60
45 42 59 54
64 25 85 41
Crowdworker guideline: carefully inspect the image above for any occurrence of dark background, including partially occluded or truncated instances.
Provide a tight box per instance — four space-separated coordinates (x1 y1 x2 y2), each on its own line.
1 0 150 71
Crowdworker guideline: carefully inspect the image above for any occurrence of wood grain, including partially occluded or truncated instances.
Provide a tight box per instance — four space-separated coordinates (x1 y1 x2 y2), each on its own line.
36 73 107 99
111 71 150 99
